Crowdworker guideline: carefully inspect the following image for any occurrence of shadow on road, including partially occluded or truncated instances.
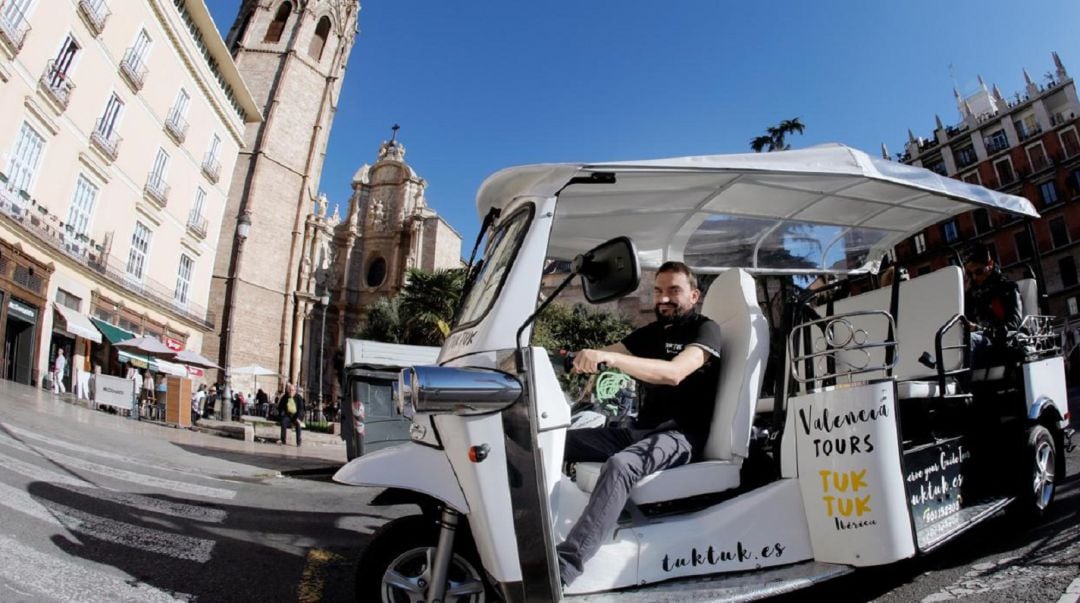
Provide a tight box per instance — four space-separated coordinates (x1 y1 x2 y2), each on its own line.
27 479 393 601
170 441 342 475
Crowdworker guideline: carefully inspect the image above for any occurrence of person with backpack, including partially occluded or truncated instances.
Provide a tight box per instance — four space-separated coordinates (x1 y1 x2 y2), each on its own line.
277 382 305 446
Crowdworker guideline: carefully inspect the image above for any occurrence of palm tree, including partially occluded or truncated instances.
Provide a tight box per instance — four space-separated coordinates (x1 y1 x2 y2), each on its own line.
399 268 466 346
749 117 805 152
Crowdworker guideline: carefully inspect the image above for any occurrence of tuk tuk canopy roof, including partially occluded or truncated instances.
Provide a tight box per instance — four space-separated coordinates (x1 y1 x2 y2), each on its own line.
476 144 1038 274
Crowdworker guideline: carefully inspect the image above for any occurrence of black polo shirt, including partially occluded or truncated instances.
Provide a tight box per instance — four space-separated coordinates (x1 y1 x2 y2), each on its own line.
621 313 723 450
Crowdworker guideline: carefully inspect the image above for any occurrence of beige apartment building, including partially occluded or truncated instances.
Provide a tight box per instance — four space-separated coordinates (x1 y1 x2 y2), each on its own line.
0 0 259 390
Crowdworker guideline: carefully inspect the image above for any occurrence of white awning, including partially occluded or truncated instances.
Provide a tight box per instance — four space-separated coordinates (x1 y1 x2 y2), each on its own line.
117 351 187 377
53 303 102 343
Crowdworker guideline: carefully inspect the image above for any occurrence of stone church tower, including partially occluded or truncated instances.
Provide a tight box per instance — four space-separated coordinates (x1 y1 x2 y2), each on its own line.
294 133 462 395
206 1 359 392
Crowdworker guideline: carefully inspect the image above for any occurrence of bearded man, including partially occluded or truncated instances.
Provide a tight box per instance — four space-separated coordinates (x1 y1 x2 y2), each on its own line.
557 261 723 585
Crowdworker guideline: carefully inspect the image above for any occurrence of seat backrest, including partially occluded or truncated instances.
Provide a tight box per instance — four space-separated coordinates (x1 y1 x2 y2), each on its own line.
820 266 964 381
699 268 769 461
1016 278 1038 317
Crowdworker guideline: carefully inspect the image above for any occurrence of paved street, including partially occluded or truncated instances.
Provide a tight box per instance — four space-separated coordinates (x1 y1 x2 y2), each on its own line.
3 377 1080 602
0 379 398 603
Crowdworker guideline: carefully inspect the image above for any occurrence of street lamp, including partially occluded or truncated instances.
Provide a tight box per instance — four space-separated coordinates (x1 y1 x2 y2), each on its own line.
316 293 329 423
221 211 252 422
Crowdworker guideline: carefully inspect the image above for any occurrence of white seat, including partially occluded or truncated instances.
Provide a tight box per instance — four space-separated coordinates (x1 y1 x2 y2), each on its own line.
897 380 957 399
573 268 769 504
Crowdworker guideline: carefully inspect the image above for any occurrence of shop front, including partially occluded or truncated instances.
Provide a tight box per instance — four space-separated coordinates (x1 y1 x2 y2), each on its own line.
50 302 101 394
0 240 53 387
4 297 39 385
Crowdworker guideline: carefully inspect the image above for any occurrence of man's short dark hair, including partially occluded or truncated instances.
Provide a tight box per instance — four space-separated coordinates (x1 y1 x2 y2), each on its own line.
964 243 993 266
656 261 698 291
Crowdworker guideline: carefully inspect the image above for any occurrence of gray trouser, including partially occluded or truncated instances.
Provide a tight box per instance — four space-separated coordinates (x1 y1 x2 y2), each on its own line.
557 426 692 584
281 415 302 445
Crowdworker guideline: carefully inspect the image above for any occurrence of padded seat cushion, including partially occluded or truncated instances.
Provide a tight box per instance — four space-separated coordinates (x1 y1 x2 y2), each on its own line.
574 460 742 505
897 380 957 399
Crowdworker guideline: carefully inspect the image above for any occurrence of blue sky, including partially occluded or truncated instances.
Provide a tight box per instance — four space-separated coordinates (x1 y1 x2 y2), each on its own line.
205 0 1080 247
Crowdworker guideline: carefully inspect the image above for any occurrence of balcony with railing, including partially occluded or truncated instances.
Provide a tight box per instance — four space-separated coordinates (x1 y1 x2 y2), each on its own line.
118 47 148 91
1016 125 1043 142
0 187 214 327
90 118 121 161
985 137 1011 154
201 156 220 184
77 0 109 36
164 110 187 143
39 60 76 110
0 0 31 53
144 175 169 207
186 212 208 239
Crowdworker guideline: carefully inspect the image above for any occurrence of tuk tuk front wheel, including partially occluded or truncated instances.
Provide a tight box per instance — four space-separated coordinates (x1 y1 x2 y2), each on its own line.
357 515 488 603
1012 424 1057 520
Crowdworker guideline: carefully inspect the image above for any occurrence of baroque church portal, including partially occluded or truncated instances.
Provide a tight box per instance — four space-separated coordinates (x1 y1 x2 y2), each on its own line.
297 133 462 402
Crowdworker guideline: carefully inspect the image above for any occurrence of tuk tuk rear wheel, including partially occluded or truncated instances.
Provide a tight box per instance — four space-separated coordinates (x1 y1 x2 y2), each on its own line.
356 515 489 603
1012 424 1057 520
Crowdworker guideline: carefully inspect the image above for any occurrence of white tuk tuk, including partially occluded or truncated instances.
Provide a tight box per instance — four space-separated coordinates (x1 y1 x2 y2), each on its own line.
335 143 1071 602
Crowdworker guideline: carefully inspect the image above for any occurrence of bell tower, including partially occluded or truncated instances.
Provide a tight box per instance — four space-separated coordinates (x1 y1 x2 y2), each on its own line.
207 0 360 392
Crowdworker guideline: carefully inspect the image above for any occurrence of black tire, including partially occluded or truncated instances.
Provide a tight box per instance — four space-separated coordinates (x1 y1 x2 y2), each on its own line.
1011 424 1058 521
356 515 489 603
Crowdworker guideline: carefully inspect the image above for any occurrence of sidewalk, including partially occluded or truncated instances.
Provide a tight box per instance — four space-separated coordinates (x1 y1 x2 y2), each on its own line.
2 381 346 472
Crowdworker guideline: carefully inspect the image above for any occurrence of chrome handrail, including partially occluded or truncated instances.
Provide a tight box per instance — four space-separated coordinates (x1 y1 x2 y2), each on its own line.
789 310 898 389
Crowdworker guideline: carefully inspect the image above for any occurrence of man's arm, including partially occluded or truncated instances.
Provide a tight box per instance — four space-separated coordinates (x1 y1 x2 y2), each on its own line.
572 345 709 386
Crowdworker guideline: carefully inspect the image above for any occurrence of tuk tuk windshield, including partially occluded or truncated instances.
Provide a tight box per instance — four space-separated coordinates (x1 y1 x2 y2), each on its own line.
453 205 534 329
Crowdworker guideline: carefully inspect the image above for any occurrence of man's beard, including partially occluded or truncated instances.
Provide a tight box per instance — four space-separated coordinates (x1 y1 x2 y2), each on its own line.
654 303 695 325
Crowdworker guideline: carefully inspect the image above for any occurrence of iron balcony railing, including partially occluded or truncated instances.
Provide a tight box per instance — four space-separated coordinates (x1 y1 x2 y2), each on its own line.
40 60 76 109
144 176 170 207
119 47 148 90
0 0 31 52
164 109 188 143
0 186 215 328
187 213 208 238
77 0 109 35
985 138 1011 154
201 156 220 183
90 118 121 161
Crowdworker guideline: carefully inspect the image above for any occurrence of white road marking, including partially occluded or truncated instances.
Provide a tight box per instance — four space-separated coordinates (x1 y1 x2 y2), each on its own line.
0 478 68 529
0 422 233 483
0 534 190 602
0 432 236 500
921 524 1080 602
0 449 228 523
1057 576 1080 603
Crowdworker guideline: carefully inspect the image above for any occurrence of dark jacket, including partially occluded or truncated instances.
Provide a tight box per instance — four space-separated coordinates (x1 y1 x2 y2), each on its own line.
277 392 306 419
965 269 1023 340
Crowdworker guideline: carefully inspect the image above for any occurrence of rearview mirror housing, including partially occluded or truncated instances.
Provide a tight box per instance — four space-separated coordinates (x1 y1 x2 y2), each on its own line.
575 236 640 304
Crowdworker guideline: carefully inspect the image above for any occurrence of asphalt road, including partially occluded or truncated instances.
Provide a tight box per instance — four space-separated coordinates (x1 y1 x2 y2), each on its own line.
2 377 1079 602
0 380 399 602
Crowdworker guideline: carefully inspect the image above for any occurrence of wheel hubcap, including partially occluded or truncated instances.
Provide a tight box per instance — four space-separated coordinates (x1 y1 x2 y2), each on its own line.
381 546 486 603
1032 440 1055 510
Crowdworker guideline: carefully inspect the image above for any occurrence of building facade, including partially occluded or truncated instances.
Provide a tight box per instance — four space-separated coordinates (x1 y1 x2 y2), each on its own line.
0 0 259 389
894 53 1080 335
207 0 359 395
294 135 462 403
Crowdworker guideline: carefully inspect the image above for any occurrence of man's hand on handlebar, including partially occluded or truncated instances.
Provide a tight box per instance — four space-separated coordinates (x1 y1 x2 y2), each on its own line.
572 349 615 374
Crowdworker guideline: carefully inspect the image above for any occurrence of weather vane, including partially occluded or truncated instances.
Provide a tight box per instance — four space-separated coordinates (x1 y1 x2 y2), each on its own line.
390 123 400 144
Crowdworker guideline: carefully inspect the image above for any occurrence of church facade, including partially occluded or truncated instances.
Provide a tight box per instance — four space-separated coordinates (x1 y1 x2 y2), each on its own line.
296 135 462 402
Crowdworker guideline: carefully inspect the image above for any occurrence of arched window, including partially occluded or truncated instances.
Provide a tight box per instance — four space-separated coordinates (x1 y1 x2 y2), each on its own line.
263 2 291 43
308 16 331 60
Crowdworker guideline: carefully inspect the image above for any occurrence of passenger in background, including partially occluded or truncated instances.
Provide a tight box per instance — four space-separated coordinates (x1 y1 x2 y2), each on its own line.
964 244 1022 365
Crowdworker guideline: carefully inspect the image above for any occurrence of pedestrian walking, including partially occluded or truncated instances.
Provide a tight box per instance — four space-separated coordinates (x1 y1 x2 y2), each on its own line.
277 382 305 446
52 348 66 394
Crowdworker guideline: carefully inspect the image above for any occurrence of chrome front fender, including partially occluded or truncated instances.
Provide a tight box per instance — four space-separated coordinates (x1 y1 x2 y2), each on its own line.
333 443 470 514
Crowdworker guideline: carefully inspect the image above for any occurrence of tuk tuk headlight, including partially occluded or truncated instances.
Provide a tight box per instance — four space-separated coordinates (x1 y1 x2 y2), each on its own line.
396 365 522 416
